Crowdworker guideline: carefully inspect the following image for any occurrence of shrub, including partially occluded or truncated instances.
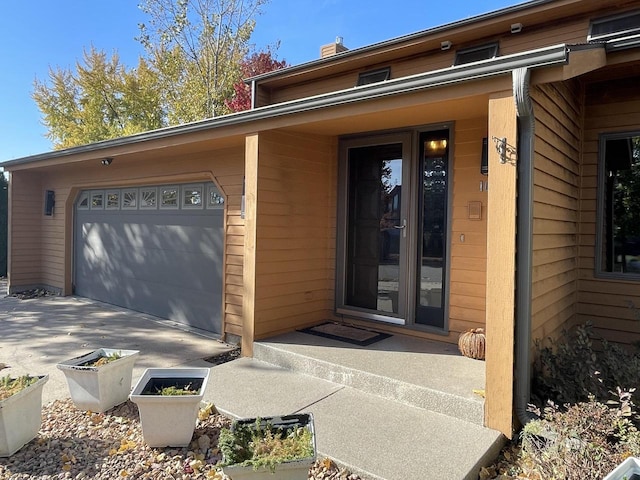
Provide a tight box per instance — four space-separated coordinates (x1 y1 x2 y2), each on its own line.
532 322 640 407
520 391 640 480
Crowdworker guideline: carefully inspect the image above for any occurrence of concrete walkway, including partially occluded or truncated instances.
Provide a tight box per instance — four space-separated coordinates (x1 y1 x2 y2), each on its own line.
0 289 504 479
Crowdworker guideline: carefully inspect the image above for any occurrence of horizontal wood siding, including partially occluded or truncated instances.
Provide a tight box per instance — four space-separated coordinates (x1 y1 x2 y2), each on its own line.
449 117 488 337
253 130 337 339
579 76 640 344
265 17 592 107
531 81 582 343
8 172 43 287
8 146 245 339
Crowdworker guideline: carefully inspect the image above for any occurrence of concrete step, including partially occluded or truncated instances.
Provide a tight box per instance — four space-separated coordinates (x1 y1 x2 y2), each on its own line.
253 336 485 426
207 357 504 480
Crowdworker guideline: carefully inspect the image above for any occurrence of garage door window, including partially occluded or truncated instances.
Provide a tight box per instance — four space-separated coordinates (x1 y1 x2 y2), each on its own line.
122 189 137 209
140 188 157 209
91 192 104 209
183 184 203 209
207 184 224 208
106 191 120 210
160 186 179 209
77 192 89 210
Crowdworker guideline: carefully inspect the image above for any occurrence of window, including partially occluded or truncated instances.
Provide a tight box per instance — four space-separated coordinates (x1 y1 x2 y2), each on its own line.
182 184 203 209
77 192 89 210
207 184 225 208
160 186 179 209
597 132 640 276
357 67 391 86
90 192 104 210
140 187 157 209
454 43 498 66
589 10 640 42
122 189 138 209
106 190 120 209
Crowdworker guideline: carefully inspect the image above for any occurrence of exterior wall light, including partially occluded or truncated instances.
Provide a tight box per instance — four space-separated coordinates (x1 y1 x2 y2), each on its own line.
511 23 523 34
441 41 452 51
101 157 113 166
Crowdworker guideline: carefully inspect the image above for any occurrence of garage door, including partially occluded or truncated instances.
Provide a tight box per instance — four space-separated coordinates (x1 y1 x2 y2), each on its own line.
74 182 224 334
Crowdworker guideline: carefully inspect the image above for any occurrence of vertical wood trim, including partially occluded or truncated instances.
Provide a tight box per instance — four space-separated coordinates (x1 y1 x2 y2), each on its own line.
242 134 259 357
63 187 79 295
6 172 13 292
485 91 517 437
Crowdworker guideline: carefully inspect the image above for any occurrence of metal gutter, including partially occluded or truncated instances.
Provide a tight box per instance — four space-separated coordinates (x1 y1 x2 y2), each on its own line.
513 66 537 425
247 0 559 84
1 43 569 168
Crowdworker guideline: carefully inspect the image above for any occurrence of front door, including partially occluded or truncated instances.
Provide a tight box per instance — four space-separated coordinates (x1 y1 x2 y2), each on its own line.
338 128 450 330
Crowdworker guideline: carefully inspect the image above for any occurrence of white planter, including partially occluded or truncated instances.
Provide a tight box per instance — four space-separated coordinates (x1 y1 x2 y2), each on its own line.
222 414 316 480
603 457 640 480
129 367 210 447
0 375 49 457
57 348 139 412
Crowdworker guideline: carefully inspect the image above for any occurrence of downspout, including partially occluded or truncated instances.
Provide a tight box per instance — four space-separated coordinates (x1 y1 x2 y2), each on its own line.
513 67 537 425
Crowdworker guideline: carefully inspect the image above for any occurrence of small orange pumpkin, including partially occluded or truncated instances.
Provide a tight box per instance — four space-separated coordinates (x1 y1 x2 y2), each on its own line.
458 328 486 360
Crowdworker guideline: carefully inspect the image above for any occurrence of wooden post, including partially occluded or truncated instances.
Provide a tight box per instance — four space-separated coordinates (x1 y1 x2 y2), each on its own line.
485 91 518 437
242 133 259 357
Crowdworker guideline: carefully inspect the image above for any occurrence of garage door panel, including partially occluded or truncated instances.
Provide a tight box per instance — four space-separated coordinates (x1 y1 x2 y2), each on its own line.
74 183 224 334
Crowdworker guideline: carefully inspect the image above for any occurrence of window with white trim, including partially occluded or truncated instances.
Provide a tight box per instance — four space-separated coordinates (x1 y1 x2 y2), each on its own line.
597 132 640 276
122 189 138 209
207 184 224 208
182 184 203 209
77 192 89 210
140 188 157 209
90 192 104 209
106 190 120 209
160 186 179 209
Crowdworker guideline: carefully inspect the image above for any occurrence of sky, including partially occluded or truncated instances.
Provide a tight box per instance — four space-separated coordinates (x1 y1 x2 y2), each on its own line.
0 0 518 161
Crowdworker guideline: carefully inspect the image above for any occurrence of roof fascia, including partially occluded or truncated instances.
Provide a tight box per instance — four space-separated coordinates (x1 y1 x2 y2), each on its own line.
247 0 567 85
2 43 570 169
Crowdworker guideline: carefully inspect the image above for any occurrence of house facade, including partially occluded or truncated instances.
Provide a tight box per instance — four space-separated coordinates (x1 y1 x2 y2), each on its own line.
3 0 640 436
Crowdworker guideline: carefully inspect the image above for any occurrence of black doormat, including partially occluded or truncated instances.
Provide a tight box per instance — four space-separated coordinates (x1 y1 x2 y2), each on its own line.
298 322 391 346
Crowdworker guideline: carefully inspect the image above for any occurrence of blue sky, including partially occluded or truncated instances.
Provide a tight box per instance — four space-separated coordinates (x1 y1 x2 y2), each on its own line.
0 0 517 161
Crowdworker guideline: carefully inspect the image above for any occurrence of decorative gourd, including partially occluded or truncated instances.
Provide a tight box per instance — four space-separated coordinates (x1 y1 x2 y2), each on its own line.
458 328 486 360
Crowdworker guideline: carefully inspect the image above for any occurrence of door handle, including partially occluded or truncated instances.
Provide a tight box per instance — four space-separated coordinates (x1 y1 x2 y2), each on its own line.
393 219 407 238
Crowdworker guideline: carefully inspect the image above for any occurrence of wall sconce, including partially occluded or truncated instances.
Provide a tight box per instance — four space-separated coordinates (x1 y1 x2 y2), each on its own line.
481 137 488 175
511 23 523 34
441 40 452 51
44 190 55 216
101 157 113 166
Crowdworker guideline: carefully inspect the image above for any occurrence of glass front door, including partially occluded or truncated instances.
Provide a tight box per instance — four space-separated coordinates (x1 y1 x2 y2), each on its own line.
338 129 449 329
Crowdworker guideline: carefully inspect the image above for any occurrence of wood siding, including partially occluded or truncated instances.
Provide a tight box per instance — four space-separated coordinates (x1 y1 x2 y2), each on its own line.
579 76 640 344
264 17 591 107
8 146 245 339
449 118 489 336
530 81 582 343
250 130 337 340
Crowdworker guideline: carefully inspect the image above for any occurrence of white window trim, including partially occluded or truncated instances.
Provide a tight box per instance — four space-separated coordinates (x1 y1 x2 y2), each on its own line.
77 192 90 210
206 184 225 209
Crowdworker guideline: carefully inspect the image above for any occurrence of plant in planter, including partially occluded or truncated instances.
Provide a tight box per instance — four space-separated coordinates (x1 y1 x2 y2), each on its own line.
0 373 49 457
219 413 316 480
57 348 139 412
129 367 210 447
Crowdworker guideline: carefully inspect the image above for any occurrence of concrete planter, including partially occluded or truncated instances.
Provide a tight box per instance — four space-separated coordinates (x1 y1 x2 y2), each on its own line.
603 457 640 480
129 368 209 447
0 374 49 457
57 348 139 412
221 414 316 480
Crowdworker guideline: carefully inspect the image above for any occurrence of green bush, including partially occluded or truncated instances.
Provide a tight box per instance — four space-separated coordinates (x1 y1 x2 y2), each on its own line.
532 322 640 407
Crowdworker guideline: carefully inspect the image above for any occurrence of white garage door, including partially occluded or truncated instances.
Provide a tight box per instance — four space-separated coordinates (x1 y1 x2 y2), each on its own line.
74 182 224 334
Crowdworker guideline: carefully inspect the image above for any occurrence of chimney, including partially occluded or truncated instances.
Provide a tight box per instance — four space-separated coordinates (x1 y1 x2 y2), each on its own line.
320 36 348 58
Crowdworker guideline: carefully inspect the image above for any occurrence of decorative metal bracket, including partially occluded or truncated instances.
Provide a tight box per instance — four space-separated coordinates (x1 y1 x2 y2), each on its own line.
491 136 517 164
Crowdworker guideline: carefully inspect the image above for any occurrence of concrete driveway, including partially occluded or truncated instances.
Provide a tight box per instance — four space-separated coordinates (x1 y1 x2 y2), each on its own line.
0 287 235 406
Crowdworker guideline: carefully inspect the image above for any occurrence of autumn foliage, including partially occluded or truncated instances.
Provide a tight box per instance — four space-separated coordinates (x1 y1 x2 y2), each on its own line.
226 51 287 112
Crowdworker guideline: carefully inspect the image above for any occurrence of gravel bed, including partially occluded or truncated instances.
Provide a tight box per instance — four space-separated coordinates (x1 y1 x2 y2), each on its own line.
0 399 363 480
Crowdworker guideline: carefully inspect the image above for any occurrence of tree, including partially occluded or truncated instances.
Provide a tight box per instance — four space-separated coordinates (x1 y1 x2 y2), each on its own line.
226 49 287 112
33 47 164 149
138 0 268 122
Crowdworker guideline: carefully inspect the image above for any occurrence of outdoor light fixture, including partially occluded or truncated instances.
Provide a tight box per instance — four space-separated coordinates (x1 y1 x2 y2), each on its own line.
511 23 523 34
441 40 452 51
101 157 113 166
44 190 55 216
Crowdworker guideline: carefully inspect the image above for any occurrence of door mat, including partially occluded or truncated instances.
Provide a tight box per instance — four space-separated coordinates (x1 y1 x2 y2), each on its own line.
298 322 391 346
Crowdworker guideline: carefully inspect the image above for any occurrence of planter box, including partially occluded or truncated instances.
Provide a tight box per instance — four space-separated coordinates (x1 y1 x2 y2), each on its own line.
0 375 49 457
57 348 139 412
129 367 210 447
222 413 316 480
603 457 640 480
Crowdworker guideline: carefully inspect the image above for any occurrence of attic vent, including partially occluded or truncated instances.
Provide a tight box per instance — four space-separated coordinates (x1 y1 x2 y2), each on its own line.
588 10 640 42
357 67 391 86
454 43 499 66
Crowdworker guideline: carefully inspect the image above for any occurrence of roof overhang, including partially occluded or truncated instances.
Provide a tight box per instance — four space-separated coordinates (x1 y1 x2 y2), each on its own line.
3 43 595 170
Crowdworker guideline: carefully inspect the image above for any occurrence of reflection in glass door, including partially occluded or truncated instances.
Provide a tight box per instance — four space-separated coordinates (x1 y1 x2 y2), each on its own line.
416 130 449 328
344 142 406 319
